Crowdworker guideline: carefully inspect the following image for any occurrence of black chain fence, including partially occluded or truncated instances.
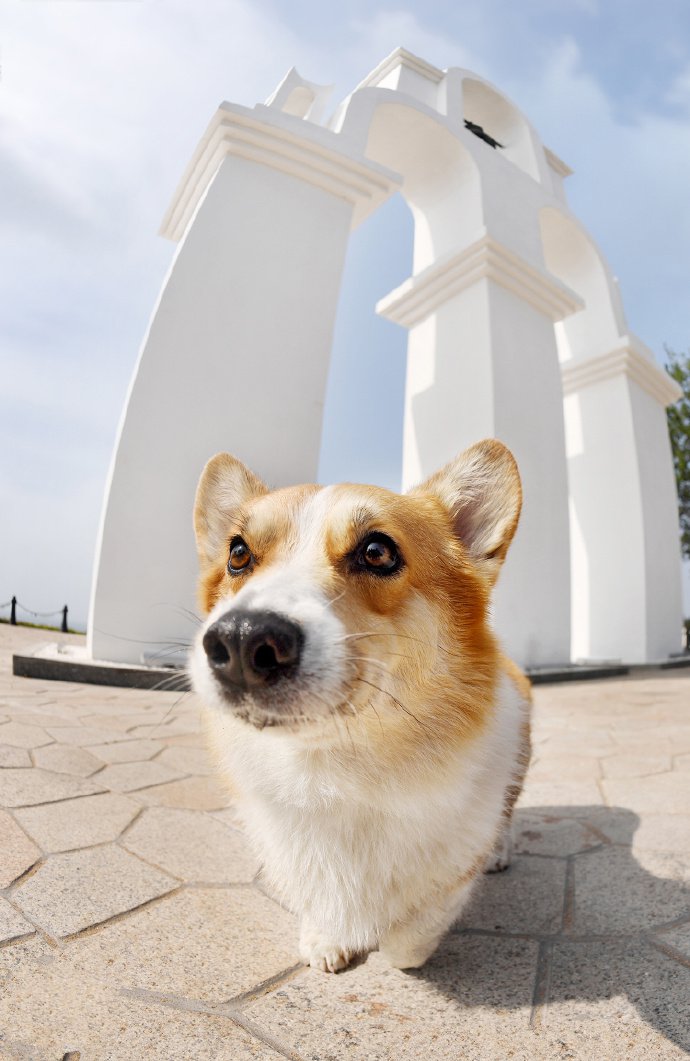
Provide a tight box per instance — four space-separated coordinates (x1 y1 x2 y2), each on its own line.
0 597 69 632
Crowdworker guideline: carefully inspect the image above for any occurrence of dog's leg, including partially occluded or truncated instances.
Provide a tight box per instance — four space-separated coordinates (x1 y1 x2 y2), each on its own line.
484 717 530 874
379 879 476 970
483 817 513 873
299 919 356 974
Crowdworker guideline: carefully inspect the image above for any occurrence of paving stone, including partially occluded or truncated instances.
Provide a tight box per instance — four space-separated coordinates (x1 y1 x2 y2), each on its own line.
655 922 690 962
155 744 214 775
84 709 178 729
572 846 690 935
0 935 56 992
211 805 245 831
673 752 690 771
601 754 673 778
527 755 601 783
0 768 104 807
0 810 42 886
576 806 641 844
547 938 689 1057
86 738 164 763
248 938 540 1061
122 807 259 882
610 734 677 755
584 808 690 854
162 732 207 748
14 792 139 853
0 898 35 943
128 716 201 738
13 709 86 726
537 734 616 757
0 720 53 749
67 886 297 1003
94 759 185 792
72 700 146 717
0 956 273 1060
32 744 103 777
72 712 136 732
516 780 604 809
134 774 229 810
602 772 690 815
0 744 31 767
513 811 602 857
12 844 177 937
457 855 567 936
618 726 690 754
44 724 136 746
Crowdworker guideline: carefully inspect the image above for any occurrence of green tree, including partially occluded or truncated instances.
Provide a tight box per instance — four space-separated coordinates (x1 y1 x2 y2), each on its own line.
666 347 690 560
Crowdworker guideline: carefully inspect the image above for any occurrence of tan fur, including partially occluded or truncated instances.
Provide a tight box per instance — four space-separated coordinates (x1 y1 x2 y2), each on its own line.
191 440 532 971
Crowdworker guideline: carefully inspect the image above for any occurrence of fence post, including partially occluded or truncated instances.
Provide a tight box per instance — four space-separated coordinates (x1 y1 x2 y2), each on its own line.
61 606 68 634
10 597 16 625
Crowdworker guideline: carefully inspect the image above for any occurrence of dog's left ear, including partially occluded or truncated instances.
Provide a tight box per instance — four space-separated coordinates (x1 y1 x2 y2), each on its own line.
411 439 522 584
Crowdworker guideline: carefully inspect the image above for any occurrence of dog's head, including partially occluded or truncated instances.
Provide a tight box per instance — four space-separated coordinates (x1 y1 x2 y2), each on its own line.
190 440 521 745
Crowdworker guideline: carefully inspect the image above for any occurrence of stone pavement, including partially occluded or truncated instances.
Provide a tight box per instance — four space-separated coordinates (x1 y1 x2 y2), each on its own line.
0 624 689 1060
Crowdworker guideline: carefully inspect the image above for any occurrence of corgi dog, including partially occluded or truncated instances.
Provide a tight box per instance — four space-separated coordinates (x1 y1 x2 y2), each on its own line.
190 439 531 973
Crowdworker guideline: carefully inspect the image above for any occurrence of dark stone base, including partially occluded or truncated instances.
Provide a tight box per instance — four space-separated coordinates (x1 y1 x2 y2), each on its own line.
12 650 190 692
527 654 690 685
12 644 690 692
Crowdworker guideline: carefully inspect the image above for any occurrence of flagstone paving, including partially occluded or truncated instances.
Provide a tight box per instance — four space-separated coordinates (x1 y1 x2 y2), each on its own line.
0 623 689 1060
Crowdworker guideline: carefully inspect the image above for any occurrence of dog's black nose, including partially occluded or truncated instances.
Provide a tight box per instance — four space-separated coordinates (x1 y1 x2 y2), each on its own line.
202 610 303 692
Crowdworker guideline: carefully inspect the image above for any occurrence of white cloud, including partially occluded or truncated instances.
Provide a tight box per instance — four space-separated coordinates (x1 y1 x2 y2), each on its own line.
665 64 690 112
346 10 478 77
505 37 690 351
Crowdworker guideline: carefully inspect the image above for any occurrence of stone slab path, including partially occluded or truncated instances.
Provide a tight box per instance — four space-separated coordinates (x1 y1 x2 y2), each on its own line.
0 624 688 1059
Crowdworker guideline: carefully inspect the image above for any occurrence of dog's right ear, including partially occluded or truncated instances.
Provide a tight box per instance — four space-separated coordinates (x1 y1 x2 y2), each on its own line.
193 453 268 567
410 439 522 585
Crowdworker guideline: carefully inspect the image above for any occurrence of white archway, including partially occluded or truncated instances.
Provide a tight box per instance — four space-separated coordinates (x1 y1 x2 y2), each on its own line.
88 48 682 668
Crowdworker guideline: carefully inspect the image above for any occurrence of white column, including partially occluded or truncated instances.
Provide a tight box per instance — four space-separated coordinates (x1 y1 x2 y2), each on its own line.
562 339 683 662
378 233 583 667
88 103 398 664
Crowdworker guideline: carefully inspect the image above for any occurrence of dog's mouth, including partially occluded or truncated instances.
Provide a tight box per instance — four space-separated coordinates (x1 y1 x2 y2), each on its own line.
193 610 356 731
209 679 335 729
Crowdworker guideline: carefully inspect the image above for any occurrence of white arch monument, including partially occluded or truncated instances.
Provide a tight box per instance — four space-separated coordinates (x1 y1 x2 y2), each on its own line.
88 48 682 670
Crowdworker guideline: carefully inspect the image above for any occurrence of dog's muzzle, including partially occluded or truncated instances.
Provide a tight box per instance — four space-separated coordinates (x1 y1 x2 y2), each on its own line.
202 609 304 696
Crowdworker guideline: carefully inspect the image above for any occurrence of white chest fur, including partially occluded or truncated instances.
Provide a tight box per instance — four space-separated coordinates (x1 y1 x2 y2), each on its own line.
206 672 527 953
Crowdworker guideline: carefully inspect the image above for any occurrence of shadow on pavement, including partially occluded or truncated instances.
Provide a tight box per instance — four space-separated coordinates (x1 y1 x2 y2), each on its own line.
412 805 690 1052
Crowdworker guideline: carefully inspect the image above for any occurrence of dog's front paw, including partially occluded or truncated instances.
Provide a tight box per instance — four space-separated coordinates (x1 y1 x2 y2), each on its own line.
484 830 513 874
299 924 353 973
305 943 352 973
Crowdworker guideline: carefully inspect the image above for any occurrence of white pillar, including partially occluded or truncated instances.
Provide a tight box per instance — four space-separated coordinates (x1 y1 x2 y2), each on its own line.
562 339 683 662
88 102 398 663
378 233 583 667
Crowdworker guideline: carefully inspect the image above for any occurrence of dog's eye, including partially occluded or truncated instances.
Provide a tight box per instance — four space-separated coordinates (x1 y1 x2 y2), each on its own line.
228 537 253 574
355 533 401 575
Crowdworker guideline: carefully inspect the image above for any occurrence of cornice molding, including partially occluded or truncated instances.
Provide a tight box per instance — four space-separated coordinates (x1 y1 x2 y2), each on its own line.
376 234 583 327
544 147 573 179
561 340 682 407
355 48 444 91
160 104 400 242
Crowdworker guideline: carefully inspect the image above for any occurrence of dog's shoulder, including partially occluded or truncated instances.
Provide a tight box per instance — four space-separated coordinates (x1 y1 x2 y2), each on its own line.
499 653 532 707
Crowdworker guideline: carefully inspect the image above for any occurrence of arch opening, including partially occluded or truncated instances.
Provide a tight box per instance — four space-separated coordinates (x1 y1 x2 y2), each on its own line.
318 192 414 491
462 78 539 180
540 206 627 362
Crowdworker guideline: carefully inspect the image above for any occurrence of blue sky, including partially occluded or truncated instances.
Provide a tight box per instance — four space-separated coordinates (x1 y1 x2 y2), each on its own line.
1 0 689 629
